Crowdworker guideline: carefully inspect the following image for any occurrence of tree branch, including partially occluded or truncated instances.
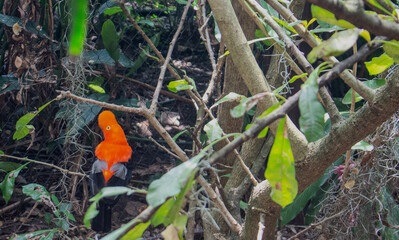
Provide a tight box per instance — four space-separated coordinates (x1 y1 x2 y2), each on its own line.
308 0 399 41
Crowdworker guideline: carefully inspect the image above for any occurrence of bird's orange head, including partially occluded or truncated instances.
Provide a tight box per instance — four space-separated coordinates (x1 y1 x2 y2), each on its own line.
98 110 129 145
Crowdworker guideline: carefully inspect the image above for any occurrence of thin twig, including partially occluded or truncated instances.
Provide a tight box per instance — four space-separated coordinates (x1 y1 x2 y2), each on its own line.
150 0 192 113
257 213 266 240
1 154 87 178
148 136 180 159
287 210 344 240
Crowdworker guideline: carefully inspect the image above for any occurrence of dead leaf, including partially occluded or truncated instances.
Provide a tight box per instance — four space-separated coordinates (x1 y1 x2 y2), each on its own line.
12 22 22 36
161 225 179 240
344 180 355 189
14 56 23 68
161 111 180 126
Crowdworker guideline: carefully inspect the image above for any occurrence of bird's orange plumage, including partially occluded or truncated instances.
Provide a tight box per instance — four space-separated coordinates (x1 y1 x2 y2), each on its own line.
95 111 132 182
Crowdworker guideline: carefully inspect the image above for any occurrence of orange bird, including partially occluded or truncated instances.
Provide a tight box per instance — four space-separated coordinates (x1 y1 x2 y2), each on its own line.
95 110 132 182
90 110 133 232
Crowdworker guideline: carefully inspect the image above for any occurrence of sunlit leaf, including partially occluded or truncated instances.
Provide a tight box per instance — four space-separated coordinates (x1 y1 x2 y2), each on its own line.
120 221 151 240
382 40 399 63
89 84 106 93
69 0 88 56
167 80 193 93
102 19 120 62
365 53 394 75
351 140 374 151
299 64 326 142
307 28 360 63
265 116 298 208
311 5 355 29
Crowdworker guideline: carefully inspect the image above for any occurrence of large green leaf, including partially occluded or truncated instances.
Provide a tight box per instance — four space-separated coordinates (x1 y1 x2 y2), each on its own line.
342 79 386 104
307 28 360 63
299 65 326 142
146 155 200 207
69 0 88 56
10 228 57 240
0 163 29 204
311 5 355 29
365 53 394 75
265 116 298 208
101 19 120 62
380 186 399 239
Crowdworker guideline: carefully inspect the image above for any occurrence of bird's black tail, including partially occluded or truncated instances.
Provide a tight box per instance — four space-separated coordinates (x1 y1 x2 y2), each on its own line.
91 201 113 232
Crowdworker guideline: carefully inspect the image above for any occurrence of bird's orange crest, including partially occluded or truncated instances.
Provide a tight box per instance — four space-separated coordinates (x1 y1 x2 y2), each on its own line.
95 111 132 182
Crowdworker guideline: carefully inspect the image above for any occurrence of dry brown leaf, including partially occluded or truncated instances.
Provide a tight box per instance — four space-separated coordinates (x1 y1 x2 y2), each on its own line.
161 225 179 240
12 22 22 35
344 180 355 189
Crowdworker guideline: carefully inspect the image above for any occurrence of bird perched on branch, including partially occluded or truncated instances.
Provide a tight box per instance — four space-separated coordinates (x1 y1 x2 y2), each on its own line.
90 110 133 232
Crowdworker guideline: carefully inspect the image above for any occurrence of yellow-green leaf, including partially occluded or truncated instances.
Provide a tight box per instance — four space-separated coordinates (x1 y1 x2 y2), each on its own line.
265 116 298 208
383 40 399 63
311 5 355 29
365 53 394 75
89 84 106 93
167 80 192 93
120 221 151 240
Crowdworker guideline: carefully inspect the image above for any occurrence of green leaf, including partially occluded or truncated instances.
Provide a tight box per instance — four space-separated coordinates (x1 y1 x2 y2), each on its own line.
69 0 88 56
299 65 326 142
342 79 386 104
22 183 50 202
172 130 190 141
146 156 200 207
230 97 250 118
265 116 298 208
83 49 134 67
311 5 355 29
204 119 223 142
89 84 106 93
364 0 395 16
121 221 151 240
211 92 244 109
84 202 99 228
307 28 360 63
102 19 120 62
127 33 160 76
351 140 374 151
84 186 136 228
138 19 155 27
152 198 176 227
13 98 56 140
365 53 394 75
383 40 399 63
0 74 19 95
0 161 23 171
0 163 28 204
273 73 307 94
104 6 122 16
167 80 193 93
